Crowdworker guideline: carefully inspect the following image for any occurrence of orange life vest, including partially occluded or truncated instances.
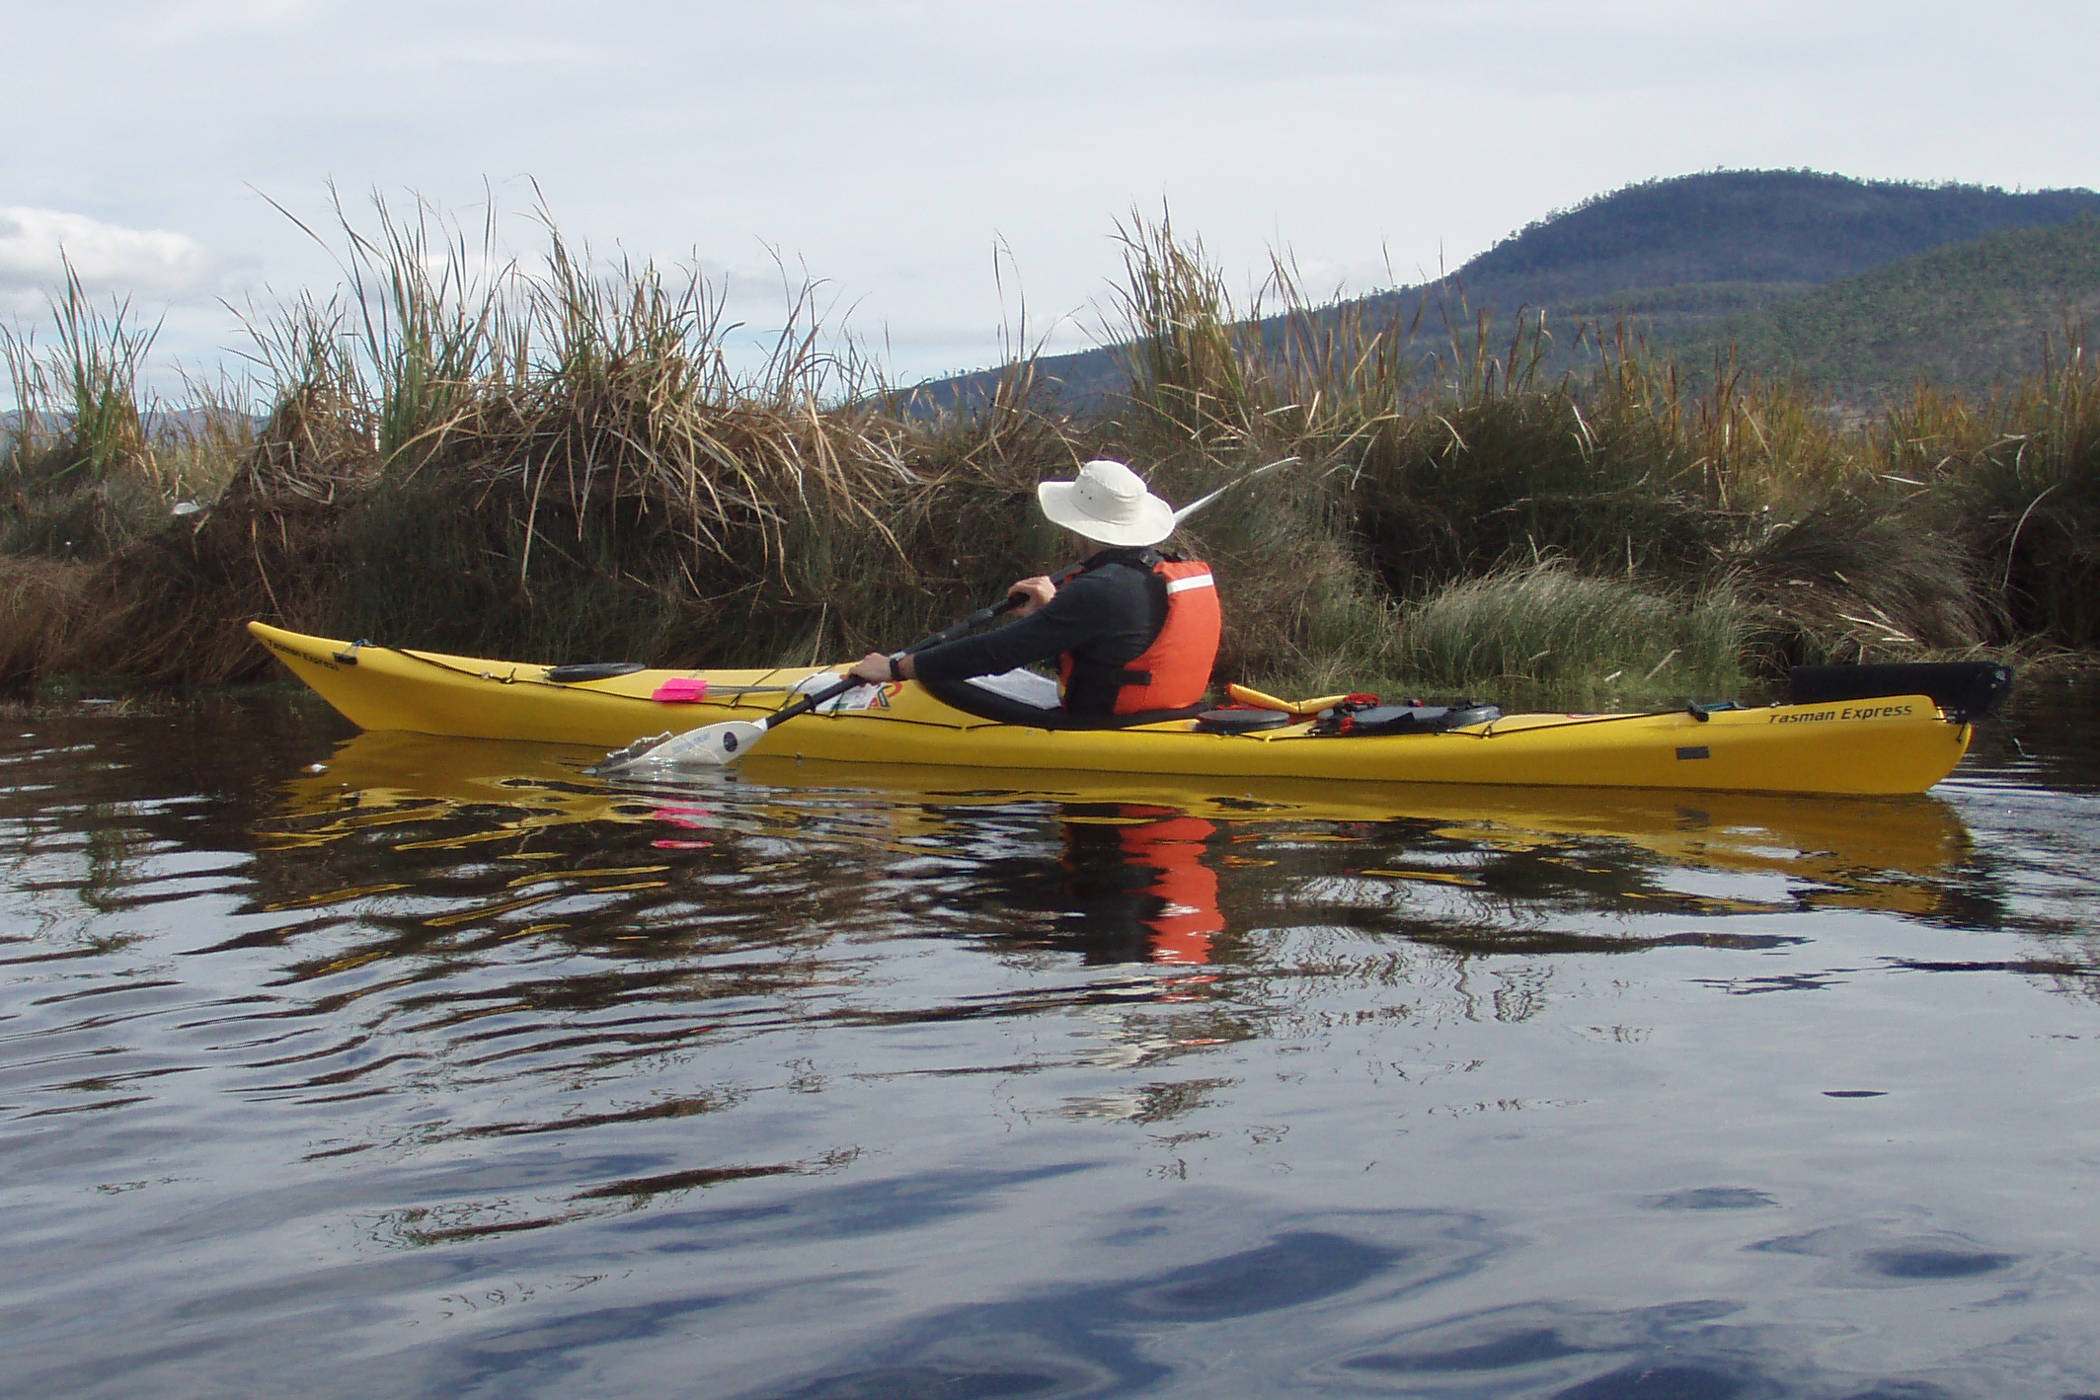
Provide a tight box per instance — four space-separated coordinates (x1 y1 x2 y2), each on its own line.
1059 554 1221 713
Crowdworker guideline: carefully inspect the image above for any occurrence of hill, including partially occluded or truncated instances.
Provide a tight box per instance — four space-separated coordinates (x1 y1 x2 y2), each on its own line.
914 170 2100 410
1670 215 2100 402
1437 169 2100 301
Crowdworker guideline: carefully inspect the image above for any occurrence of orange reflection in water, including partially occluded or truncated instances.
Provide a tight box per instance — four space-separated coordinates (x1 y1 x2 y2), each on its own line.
1061 807 1225 966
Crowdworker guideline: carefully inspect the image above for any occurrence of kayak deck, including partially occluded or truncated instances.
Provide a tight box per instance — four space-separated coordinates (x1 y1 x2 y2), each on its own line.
247 621 1976 796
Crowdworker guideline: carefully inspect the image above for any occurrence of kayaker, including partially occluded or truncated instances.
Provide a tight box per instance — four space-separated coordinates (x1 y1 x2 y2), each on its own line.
846 458 1222 716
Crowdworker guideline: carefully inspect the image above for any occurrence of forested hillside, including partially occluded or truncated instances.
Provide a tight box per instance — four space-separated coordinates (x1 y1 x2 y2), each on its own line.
1671 215 2100 401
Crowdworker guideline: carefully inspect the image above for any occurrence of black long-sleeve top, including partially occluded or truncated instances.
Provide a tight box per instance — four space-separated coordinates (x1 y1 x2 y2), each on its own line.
910 549 1164 715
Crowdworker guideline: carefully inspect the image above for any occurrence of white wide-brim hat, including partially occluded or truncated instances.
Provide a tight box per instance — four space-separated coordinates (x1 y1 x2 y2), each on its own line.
1036 459 1176 547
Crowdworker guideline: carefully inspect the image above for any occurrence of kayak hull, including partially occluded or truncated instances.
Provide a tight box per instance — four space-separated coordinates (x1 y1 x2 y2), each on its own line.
248 621 1974 796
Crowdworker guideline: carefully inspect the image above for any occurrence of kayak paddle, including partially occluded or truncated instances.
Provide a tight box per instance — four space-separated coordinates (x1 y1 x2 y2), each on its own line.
593 594 1026 774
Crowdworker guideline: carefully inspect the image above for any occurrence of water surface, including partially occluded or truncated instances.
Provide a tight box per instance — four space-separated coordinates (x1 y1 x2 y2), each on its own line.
4 684 2098 1397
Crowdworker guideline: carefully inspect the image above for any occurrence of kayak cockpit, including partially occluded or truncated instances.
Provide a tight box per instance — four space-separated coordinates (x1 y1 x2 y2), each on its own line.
919 670 1208 729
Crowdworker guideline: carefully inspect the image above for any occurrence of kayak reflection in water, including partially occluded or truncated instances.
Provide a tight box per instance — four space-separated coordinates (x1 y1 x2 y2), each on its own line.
1059 804 1223 967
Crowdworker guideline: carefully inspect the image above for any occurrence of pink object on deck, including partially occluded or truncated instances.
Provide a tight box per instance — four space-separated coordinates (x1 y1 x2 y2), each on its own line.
651 677 710 703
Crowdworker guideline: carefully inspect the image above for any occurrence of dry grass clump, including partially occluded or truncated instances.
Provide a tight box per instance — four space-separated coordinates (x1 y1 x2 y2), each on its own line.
0 556 96 680
1877 336 2100 647
1723 500 2000 665
1345 324 1876 601
78 196 1009 682
1107 210 1262 445
879 358 1097 631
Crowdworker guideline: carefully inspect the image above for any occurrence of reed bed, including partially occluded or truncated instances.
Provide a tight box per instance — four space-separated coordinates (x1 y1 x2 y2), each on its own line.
1875 339 2100 647
1398 560 1747 708
2 196 2091 703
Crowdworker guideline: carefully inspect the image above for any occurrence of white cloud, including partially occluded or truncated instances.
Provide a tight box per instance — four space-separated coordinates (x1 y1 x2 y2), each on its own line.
0 207 212 300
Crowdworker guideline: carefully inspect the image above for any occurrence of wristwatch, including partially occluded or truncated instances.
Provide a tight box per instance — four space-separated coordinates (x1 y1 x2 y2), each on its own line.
888 654 905 682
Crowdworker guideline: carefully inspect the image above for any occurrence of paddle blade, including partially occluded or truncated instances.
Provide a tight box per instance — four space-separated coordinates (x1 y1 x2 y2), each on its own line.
591 719 770 775
589 730 673 774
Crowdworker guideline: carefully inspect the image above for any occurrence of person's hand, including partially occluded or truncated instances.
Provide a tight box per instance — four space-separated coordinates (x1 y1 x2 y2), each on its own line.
847 652 894 685
1007 575 1057 616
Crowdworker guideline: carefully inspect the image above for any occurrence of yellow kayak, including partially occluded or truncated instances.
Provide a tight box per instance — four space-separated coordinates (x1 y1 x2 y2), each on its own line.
247 621 1997 796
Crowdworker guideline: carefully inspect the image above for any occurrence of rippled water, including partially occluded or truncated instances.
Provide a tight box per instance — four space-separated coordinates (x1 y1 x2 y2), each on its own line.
4 682 2099 1398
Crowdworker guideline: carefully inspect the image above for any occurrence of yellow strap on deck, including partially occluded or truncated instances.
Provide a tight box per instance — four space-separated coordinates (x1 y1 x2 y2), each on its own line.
1226 683 1351 716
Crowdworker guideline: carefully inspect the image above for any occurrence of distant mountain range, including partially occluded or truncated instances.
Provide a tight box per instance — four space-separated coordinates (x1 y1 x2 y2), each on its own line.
915 170 2100 410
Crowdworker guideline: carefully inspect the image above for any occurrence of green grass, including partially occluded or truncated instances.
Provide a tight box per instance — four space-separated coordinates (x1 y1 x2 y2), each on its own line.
1397 560 1748 708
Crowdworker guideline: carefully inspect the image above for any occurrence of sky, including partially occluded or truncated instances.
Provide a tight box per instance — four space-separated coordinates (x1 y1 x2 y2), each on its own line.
4 0 2097 403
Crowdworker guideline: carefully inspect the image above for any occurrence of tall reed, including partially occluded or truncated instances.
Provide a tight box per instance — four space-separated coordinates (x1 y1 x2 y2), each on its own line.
1106 208 1259 447
1 259 172 560
1877 328 2100 646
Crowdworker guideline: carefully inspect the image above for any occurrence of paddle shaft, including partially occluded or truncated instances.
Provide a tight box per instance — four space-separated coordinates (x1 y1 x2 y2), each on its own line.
1170 455 1299 525
750 594 1028 736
